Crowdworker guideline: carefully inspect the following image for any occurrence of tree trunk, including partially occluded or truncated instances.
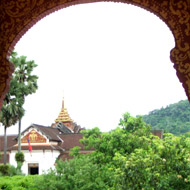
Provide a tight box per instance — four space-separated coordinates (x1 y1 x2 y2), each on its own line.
3 126 7 165
18 119 21 153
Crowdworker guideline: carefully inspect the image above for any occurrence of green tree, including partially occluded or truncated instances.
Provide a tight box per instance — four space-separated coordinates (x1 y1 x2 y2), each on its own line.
0 88 24 164
30 155 113 190
10 52 38 153
3 113 190 189
81 113 190 189
0 51 38 164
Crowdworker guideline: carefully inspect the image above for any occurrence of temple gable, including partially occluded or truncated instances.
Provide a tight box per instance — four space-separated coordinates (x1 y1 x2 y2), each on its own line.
21 129 47 143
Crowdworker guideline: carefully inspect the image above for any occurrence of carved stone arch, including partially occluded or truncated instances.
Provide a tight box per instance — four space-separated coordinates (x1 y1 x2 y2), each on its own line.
0 0 190 109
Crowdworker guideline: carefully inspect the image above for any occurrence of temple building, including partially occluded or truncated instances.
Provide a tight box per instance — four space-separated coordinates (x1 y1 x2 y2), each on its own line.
0 96 164 175
0 97 90 175
51 96 82 133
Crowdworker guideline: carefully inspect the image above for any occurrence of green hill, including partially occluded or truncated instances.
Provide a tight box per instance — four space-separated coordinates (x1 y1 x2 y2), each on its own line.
141 100 190 135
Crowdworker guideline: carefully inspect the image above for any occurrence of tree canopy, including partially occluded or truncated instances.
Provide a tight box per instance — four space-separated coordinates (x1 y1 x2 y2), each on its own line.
0 51 38 127
9 113 190 190
0 51 38 164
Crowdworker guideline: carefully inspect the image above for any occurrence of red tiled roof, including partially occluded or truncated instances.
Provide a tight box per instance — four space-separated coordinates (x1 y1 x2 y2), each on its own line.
59 133 85 150
151 130 163 139
21 124 62 142
58 152 73 161
0 135 17 151
0 126 86 153
0 134 85 152
0 154 9 164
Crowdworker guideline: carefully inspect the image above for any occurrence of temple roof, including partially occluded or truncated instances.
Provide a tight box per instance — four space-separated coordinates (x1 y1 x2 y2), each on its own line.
58 133 85 150
0 135 17 151
19 124 62 142
0 126 85 152
55 96 73 123
55 122 73 133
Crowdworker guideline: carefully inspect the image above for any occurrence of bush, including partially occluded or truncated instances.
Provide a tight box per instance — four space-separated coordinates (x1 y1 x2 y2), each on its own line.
0 164 23 177
0 175 40 190
15 152 25 173
9 165 23 176
30 155 113 190
0 164 10 176
15 152 25 163
69 146 81 157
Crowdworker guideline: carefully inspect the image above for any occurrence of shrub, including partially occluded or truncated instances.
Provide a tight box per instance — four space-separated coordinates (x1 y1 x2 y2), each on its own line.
69 146 81 157
0 164 24 177
15 152 24 163
0 175 39 190
9 165 23 176
15 152 25 173
0 164 10 176
30 155 113 190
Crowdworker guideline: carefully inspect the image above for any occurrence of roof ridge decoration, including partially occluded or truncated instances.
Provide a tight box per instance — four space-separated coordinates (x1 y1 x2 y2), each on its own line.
21 129 47 144
55 94 73 123
55 122 73 133
18 124 62 143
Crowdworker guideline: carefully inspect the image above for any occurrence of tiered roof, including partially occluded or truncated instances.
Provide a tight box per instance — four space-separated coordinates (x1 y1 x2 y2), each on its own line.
55 96 73 123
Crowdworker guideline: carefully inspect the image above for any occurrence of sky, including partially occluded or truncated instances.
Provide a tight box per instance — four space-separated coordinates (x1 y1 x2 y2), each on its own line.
1 2 187 135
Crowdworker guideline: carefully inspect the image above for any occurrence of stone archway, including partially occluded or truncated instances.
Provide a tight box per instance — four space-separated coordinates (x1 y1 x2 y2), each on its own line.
0 0 189 109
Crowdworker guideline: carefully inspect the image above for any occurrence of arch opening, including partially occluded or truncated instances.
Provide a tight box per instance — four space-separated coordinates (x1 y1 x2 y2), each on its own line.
0 0 189 111
6 2 186 133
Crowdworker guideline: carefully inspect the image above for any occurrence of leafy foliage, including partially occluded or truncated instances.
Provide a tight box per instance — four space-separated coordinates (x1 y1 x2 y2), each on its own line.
1 113 190 189
0 164 10 176
9 52 38 99
69 146 81 157
80 113 190 189
15 153 25 163
142 100 190 135
15 152 25 172
0 175 38 190
0 51 38 164
0 164 23 177
29 156 113 190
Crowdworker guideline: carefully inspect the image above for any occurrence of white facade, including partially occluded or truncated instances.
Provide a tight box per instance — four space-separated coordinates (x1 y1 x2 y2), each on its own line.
8 126 62 175
9 149 60 175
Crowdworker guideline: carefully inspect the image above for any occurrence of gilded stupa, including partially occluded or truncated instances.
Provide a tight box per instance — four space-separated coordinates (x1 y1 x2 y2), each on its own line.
51 94 83 133
55 96 73 124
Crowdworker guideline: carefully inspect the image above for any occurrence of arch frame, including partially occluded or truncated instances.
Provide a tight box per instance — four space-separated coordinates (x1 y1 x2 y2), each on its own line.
0 0 189 109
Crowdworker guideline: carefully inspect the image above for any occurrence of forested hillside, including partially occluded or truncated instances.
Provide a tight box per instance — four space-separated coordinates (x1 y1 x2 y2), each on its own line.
142 100 190 135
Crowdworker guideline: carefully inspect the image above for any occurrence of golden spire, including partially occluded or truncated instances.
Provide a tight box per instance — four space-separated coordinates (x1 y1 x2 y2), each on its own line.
55 94 73 123
62 94 64 109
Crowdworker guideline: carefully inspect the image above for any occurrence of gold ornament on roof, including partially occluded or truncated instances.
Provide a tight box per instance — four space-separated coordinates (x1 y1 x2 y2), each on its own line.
55 95 73 123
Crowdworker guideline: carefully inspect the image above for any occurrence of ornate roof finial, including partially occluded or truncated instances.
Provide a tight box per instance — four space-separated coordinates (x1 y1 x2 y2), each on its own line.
62 91 64 109
55 93 73 123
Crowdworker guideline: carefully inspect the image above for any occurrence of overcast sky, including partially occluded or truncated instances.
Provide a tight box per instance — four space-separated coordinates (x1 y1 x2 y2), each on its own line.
2 2 187 135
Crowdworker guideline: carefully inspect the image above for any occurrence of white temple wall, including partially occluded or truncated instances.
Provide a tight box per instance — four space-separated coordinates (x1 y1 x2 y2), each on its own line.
10 150 60 175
